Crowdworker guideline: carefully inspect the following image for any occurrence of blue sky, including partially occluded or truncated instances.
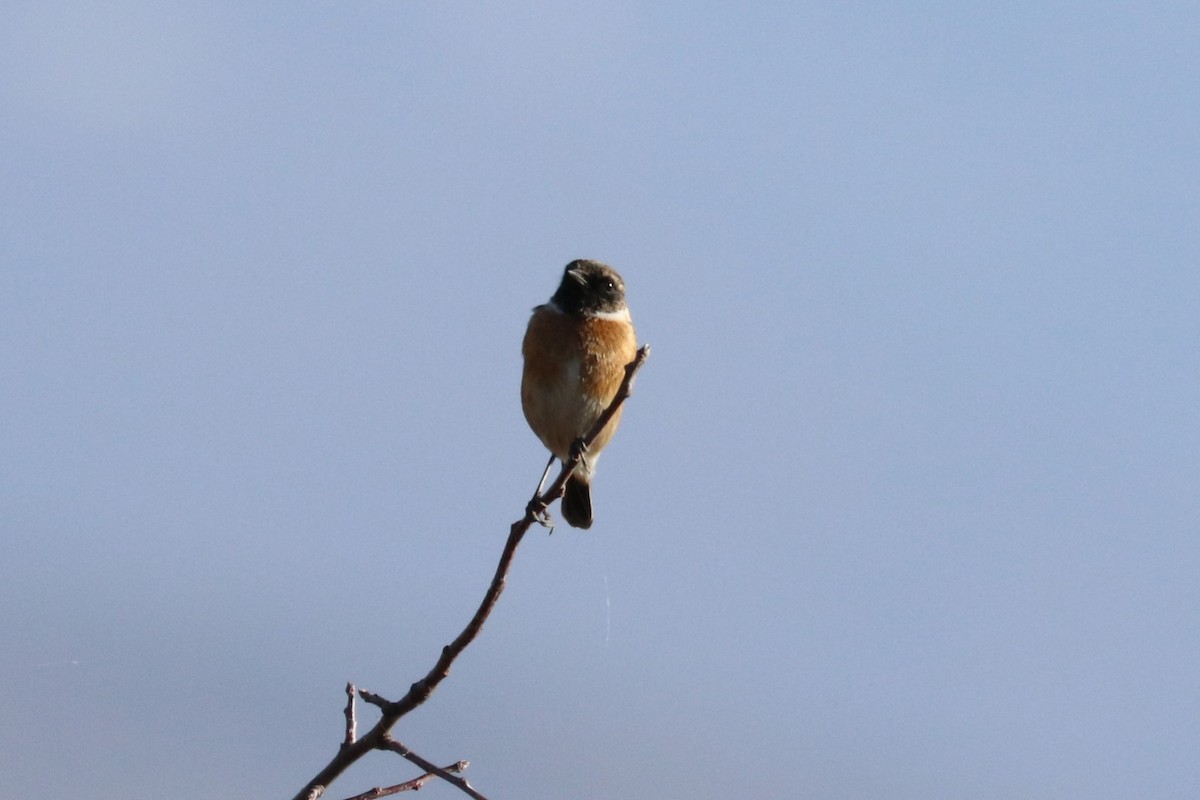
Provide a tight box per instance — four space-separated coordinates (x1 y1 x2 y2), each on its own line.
2 2 1198 798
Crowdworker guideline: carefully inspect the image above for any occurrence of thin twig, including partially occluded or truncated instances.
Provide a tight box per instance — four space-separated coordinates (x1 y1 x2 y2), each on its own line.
339 761 468 800
382 738 487 800
358 689 390 709
534 344 652 509
342 683 356 748
292 345 650 800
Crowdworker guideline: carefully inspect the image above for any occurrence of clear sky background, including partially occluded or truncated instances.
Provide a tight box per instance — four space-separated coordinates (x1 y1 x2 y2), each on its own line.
2 2 1198 798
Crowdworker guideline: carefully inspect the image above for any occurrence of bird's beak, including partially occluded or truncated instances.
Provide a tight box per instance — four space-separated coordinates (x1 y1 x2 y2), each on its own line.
565 267 587 286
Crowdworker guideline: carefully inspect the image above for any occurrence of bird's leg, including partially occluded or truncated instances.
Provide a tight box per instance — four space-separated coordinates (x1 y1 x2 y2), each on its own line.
568 437 589 465
526 453 557 528
533 452 556 497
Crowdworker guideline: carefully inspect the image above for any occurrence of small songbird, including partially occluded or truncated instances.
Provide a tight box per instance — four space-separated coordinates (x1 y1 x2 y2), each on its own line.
521 259 638 529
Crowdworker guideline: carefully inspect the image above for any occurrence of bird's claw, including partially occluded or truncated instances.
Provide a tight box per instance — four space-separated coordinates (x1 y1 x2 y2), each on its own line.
526 497 554 529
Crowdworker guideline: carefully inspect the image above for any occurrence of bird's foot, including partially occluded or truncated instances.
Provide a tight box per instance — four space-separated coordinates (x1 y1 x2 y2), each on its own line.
526 496 554 529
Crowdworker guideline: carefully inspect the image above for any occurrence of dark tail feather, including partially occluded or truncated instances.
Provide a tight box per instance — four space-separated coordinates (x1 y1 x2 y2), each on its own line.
561 475 594 529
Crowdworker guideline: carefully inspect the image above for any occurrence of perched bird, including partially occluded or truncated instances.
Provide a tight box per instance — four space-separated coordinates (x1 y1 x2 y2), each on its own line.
521 259 638 529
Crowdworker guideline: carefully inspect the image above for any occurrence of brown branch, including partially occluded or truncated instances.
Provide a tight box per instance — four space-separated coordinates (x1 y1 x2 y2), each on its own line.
358 689 389 709
541 344 652 508
342 683 356 748
292 345 650 800
381 739 486 800
339 761 468 800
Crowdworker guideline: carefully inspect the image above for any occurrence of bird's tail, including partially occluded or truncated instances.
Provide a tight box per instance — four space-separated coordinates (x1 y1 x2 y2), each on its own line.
561 474 594 529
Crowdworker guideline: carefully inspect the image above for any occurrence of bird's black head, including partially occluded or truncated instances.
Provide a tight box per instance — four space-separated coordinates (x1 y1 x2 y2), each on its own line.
551 259 627 316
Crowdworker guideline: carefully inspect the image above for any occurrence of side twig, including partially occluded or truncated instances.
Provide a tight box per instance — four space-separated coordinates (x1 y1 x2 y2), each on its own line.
381 738 486 800
292 345 650 800
339 761 468 800
342 683 356 748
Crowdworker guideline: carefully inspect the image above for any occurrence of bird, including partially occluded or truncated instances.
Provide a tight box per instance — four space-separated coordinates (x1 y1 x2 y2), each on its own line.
521 259 638 529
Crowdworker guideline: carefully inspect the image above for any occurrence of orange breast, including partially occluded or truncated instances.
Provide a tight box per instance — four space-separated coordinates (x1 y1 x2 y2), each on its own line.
521 306 638 466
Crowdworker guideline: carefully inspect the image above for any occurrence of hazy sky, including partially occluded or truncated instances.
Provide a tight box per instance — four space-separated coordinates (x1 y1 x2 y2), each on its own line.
3 3 1198 799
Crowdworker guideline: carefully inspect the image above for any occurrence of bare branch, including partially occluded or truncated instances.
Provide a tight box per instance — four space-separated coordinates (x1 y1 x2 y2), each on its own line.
584 344 651 452
342 683 356 748
381 738 487 800
339 761 469 800
292 345 650 800
533 344 652 509
358 688 390 709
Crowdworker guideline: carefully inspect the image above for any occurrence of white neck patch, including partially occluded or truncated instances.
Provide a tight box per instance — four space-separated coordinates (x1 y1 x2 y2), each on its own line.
542 301 629 323
590 306 631 322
